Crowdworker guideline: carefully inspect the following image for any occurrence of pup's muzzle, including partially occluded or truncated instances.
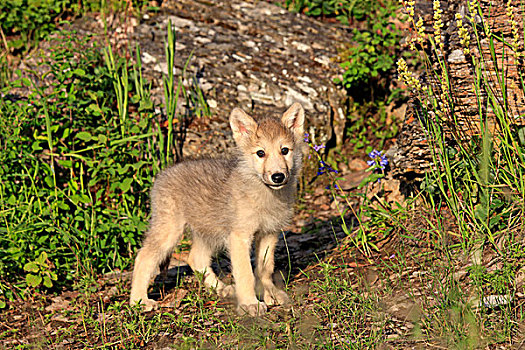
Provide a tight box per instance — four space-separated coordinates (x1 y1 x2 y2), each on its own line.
266 172 288 189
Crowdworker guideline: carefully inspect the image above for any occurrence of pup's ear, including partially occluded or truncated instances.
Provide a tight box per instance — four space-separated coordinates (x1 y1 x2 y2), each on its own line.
230 108 257 143
281 103 305 137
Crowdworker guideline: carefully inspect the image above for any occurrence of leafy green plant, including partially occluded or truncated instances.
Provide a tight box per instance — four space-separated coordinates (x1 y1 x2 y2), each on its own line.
337 29 395 90
23 251 58 289
0 26 203 304
0 0 151 54
345 99 401 153
0 32 152 293
335 1 402 93
284 0 377 23
0 0 72 52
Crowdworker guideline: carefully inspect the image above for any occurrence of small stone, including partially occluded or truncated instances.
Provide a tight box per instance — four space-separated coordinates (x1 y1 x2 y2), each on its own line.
251 93 274 104
448 49 466 63
298 76 312 84
195 37 212 44
263 34 275 43
166 16 194 29
516 267 525 288
200 82 213 91
208 99 217 109
247 82 259 92
292 41 310 52
141 51 157 64
469 294 512 309
296 83 318 97
347 158 370 171
314 55 331 66
232 53 248 62
483 295 511 308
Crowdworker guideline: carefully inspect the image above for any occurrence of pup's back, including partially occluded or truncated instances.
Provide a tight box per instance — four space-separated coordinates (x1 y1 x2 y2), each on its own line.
151 157 238 241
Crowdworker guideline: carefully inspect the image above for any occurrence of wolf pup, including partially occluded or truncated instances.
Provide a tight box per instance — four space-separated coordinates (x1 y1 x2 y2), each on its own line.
129 103 305 316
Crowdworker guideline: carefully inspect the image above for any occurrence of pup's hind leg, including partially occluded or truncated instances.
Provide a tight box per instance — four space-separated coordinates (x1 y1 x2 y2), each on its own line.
188 236 234 299
255 233 290 306
130 211 185 311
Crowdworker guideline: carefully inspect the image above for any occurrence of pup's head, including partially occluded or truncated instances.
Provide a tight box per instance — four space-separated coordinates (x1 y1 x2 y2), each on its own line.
229 103 305 190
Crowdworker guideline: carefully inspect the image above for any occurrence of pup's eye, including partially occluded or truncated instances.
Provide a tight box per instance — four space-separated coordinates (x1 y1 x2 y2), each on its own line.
256 150 265 158
281 147 289 155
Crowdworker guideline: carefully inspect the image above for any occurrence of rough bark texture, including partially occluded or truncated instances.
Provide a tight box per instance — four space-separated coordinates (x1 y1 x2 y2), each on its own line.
391 0 525 183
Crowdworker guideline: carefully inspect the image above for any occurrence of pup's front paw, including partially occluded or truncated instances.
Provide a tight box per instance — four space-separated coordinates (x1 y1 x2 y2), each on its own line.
237 301 268 317
217 284 235 299
130 298 158 312
264 287 291 307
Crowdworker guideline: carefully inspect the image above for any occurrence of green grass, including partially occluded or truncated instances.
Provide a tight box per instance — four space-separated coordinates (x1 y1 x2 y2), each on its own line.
0 32 152 301
7 226 521 348
1 258 389 349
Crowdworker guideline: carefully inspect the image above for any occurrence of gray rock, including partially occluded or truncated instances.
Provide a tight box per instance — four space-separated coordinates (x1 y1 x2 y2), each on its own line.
20 0 352 158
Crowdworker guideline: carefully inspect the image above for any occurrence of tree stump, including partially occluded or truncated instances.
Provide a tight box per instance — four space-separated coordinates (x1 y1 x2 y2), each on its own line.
391 0 525 186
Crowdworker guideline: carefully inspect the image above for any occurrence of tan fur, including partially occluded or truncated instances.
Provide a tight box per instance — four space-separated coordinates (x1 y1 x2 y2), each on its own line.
130 103 305 316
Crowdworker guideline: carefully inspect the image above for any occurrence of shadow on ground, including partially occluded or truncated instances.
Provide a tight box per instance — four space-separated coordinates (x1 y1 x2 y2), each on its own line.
148 215 352 301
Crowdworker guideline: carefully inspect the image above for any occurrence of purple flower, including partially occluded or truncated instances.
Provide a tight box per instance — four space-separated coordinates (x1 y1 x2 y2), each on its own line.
306 135 338 176
325 184 340 190
367 149 388 170
317 160 338 176
304 132 310 142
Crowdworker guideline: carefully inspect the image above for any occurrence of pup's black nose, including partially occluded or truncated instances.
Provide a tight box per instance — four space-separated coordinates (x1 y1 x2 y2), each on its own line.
271 173 286 184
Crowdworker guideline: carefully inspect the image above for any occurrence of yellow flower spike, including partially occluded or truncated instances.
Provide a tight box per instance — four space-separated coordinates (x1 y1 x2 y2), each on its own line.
403 0 415 23
507 0 521 54
397 58 423 93
416 17 425 42
468 0 478 14
433 0 444 51
456 12 470 55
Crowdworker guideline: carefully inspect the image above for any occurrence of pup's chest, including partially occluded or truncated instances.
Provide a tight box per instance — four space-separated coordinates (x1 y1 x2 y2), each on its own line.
257 205 293 233
245 192 294 233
